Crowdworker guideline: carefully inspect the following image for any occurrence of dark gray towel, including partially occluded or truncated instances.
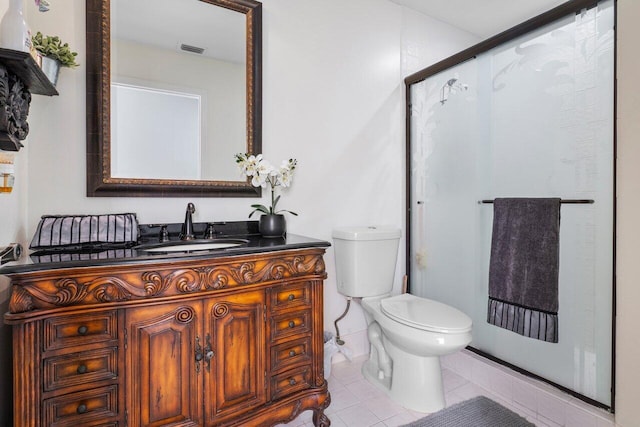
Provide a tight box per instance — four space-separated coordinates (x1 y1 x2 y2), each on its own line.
487 198 560 343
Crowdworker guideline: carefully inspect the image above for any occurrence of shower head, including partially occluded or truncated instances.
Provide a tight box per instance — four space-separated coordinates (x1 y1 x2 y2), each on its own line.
440 78 468 105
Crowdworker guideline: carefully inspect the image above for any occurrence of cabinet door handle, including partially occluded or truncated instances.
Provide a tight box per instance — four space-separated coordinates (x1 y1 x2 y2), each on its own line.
289 350 296 357
195 336 203 373
289 378 297 386
76 364 88 374
288 321 295 328
288 294 295 301
76 404 88 414
194 335 214 373
204 334 214 373
77 325 88 335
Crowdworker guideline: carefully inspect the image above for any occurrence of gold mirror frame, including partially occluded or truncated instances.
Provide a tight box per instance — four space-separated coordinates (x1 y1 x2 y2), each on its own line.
86 0 262 197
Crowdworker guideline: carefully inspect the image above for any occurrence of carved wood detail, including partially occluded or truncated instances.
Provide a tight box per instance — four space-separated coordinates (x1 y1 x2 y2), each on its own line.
278 399 303 425
9 285 34 313
313 408 331 427
7 252 326 313
23 276 137 309
0 65 32 151
175 307 195 324
212 303 229 318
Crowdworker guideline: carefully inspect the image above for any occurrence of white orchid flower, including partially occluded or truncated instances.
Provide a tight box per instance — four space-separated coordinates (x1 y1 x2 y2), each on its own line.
235 153 298 217
251 174 268 188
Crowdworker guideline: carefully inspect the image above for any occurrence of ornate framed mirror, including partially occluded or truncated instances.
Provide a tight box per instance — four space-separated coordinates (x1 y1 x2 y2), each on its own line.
86 0 262 197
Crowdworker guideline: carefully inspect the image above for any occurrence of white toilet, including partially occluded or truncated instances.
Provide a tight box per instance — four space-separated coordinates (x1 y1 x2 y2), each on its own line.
332 226 472 413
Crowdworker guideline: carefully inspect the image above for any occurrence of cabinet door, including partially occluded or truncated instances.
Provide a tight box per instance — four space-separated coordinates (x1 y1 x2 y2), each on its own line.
203 290 266 424
126 302 203 427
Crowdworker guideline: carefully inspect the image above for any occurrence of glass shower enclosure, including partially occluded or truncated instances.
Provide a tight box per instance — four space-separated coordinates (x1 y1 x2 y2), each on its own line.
405 0 615 408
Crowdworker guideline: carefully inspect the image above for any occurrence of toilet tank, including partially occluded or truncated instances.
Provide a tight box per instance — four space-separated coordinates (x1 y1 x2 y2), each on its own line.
332 226 401 297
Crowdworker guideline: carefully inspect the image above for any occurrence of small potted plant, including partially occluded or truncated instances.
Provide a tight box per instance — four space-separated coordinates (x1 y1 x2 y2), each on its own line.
235 153 298 238
31 31 78 86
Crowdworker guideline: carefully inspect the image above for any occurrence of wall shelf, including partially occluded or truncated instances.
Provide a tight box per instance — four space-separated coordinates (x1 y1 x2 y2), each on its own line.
0 48 58 96
0 48 58 152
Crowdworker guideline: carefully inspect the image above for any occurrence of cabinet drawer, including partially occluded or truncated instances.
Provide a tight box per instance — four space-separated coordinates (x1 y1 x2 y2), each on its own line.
270 365 312 401
270 336 312 372
44 311 119 351
42 384 119 427
271 282 311 310
270 309 311 340
44 347 118 391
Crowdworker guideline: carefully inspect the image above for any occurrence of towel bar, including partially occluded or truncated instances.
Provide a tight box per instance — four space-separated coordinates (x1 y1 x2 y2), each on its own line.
479 199 594 204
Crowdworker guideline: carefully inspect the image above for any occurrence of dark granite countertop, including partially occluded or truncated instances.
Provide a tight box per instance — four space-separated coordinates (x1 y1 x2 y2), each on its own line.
0 221 330 275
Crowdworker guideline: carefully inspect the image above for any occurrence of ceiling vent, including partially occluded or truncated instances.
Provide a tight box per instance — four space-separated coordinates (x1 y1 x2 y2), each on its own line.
180 44 205 55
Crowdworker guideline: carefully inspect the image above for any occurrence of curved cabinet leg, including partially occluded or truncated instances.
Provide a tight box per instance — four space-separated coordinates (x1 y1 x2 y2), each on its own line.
312 392 331 426
312 409 331 427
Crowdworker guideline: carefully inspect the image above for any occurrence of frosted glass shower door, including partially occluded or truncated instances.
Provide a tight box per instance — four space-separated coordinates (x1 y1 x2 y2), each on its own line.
408 0 614 406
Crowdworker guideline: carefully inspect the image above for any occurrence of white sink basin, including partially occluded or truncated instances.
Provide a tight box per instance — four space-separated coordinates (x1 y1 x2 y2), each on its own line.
137 239 248 253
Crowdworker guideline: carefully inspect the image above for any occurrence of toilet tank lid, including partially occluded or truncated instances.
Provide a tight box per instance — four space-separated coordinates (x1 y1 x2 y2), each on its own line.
332 226 401 241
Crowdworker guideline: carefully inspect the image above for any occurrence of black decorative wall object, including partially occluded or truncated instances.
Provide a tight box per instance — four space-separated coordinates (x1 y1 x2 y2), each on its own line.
0 65 31 151
0 48 58 152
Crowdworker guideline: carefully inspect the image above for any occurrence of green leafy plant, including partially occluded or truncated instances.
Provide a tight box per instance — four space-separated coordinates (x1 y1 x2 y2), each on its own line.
32 32 79 68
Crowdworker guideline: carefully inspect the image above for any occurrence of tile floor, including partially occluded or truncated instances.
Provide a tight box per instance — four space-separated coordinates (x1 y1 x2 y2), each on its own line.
275 355 507 427
276 354 614 427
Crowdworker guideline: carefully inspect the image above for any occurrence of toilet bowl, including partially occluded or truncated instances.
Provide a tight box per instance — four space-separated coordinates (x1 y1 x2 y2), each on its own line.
332 226 473 413
361 293 472 413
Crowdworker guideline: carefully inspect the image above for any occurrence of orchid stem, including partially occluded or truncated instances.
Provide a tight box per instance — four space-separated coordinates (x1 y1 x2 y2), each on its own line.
271 186 276 214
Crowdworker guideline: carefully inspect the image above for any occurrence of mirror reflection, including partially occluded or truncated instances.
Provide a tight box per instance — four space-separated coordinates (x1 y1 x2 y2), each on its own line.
111 0 246 181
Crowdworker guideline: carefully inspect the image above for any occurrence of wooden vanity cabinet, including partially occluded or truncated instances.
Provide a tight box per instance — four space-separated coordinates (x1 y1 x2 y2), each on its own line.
4 247 331 427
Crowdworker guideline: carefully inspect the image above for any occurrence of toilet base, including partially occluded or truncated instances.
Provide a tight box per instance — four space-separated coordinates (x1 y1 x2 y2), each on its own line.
362 341 446 413
362 358 391 390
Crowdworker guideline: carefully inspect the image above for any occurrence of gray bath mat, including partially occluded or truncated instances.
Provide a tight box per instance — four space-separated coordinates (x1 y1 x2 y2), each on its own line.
401 396 535 427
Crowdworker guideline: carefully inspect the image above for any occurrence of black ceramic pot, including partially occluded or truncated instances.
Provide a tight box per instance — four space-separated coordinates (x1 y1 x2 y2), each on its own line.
259 214 286 238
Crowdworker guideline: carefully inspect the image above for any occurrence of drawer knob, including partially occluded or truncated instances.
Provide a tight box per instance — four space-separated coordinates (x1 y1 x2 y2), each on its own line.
288 321 295 328
77 364 88 374
289 378 297 386
287 294 295 301
76 404 88 414
77 325 89 335
289 350 296 357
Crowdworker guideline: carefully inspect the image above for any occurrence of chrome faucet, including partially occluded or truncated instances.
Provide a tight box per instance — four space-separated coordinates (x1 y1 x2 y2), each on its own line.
181 203 196 240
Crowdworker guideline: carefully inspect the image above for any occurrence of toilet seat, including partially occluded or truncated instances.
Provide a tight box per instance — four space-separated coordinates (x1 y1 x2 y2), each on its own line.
380 293 472 334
